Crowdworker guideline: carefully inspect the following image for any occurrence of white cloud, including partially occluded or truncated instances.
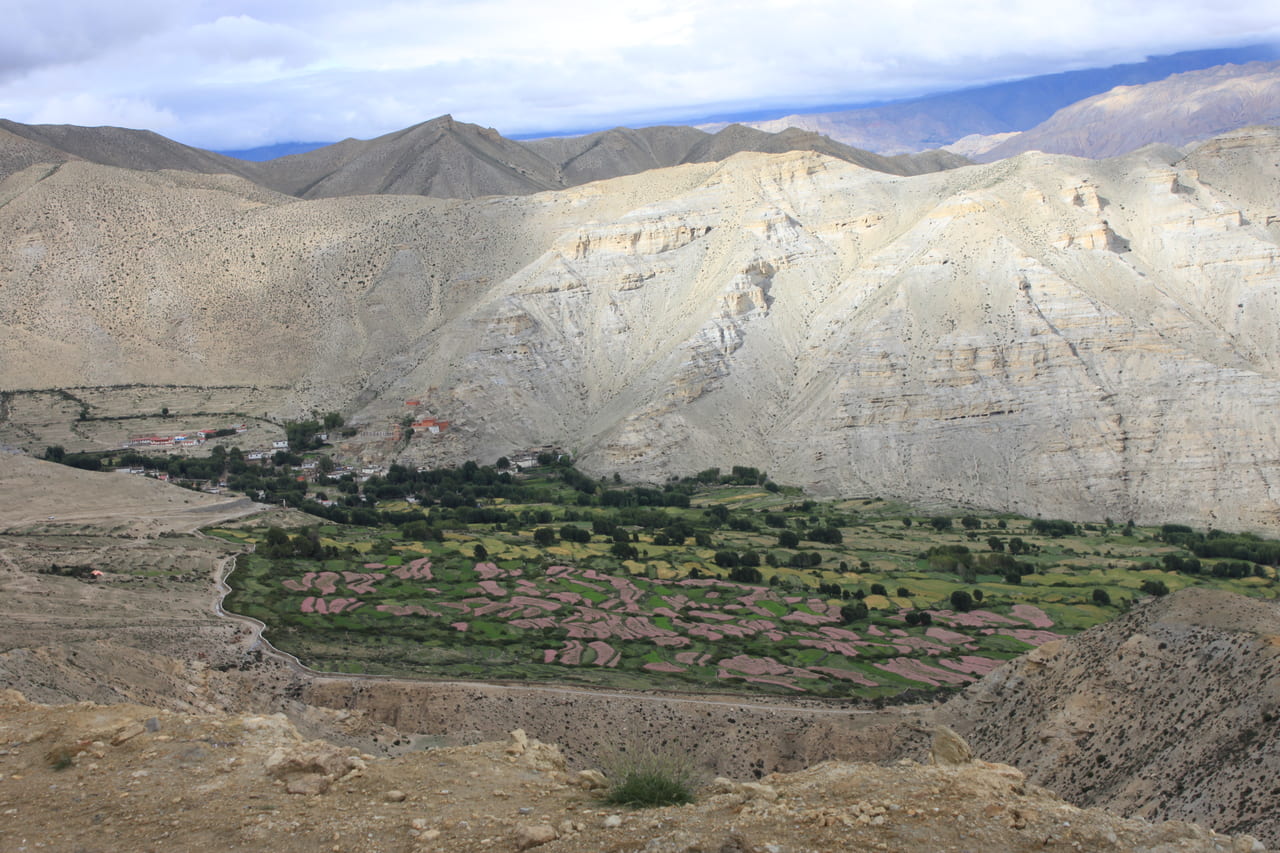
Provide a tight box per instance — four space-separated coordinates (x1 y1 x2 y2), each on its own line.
27 93 181 133
0 0 1276 148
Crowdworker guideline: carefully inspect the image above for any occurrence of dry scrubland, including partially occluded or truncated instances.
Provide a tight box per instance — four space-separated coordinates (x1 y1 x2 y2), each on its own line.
2 688 1270 853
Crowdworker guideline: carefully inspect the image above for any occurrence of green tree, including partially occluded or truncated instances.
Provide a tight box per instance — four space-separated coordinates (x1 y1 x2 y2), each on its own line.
402 520 430 541
1092 588 1112 606
1140 579 1169 597
929 516 953 531
840 601 869 624
949 590 974 612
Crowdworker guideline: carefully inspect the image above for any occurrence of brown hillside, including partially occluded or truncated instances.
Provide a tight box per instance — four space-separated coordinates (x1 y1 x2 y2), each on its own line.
251 115 565 199
521 125 710 186
938 588 1280 844
0 118 258 181
1 689 1265 853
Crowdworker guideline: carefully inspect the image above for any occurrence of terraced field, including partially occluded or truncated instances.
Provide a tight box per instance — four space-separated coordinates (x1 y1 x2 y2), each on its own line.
216 471 1279 698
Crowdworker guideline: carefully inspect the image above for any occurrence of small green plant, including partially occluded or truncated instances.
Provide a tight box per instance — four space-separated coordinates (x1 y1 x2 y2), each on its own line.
597 740 699 808
46 745 76 770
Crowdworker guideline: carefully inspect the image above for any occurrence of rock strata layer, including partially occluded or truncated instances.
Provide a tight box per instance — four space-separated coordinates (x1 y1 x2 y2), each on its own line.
4 130 1280 529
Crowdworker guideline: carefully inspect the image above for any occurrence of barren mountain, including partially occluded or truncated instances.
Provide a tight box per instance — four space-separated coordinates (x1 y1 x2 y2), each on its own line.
698 46 1280 154
521 125 712 186
975 61 1280 162
0 118 258 182
0 115 964 204
250 115 566 199
250 118 966 199
4 127 1280 529
939 588 1280 844
0 124 73 181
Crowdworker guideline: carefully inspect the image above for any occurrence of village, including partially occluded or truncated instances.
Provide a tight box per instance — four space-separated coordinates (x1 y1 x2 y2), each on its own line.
93 404 565 509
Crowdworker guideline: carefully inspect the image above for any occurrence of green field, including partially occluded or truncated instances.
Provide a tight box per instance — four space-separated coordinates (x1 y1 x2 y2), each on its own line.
215 463 1279 699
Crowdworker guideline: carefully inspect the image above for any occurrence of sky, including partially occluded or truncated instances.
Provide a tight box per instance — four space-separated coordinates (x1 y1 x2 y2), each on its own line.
3 0 1280 150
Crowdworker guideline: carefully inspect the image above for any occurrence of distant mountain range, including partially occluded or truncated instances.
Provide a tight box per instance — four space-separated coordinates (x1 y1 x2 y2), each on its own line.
7 46 1274 205
219 45 1276 162
969 60 1280 161
0 115 968 201
695 44 1280 153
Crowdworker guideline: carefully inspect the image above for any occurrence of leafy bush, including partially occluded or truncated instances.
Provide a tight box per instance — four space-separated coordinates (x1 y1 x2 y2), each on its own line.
1140 579 1170 597
599 742 699 808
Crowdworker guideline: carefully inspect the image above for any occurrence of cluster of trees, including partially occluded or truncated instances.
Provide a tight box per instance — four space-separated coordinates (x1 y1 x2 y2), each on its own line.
776 526 843 548
1158 525 1280 566
692 466 777 489
1141 579 1170 596
923 544 973 573
43 445 103 471
284 413 344 451
258 527 343 560
354 460 702 510
1029 518 1078 538
1145 553 1263 579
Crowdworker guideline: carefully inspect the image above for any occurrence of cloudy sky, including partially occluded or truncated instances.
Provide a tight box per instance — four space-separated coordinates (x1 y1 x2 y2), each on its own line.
3 0 1279 150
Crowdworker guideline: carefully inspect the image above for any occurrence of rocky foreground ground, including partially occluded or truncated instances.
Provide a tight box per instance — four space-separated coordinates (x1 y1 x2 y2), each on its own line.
0 689 1266 853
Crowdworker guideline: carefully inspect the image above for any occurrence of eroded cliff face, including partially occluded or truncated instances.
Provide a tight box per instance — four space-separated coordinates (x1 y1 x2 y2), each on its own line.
4 131 1280 528
391 138 1280 531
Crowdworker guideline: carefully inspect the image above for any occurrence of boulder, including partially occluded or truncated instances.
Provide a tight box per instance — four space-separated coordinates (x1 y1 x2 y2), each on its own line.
930 725 974 765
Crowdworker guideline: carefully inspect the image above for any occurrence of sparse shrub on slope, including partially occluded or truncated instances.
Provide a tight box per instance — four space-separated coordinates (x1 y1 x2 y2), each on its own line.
598 741 700 808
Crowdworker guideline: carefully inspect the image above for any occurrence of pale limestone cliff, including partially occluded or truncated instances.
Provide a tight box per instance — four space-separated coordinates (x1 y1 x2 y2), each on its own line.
4 131 1280 529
